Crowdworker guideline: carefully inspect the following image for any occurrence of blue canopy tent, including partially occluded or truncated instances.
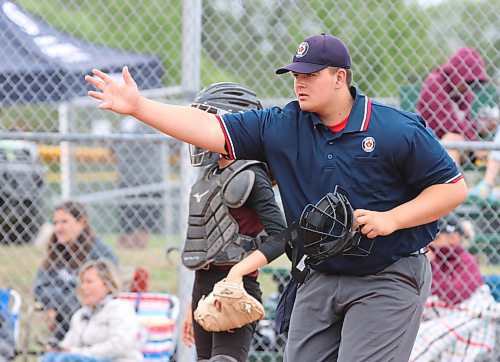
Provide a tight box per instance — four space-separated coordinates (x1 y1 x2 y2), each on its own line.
0 1 166 233
0 0 163 105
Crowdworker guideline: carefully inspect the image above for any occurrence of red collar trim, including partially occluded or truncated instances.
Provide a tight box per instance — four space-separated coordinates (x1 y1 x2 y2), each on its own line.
329 113 350 133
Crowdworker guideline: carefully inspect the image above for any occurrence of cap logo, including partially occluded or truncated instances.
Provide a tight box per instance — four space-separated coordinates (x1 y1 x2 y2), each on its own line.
362 137 375 152
295 42 309 58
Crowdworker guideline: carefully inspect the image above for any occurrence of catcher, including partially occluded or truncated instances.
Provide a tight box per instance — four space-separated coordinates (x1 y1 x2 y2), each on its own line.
179 83 286 362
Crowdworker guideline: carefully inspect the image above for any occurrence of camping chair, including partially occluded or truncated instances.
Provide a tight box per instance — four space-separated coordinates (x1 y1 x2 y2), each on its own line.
120 292 180 361
0 288 22 357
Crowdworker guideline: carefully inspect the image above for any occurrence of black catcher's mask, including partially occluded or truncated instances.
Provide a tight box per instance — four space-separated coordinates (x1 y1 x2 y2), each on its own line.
299 186 370 264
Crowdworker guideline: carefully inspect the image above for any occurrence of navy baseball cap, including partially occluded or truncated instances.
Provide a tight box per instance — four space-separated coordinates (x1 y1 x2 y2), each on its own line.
276 33 351 75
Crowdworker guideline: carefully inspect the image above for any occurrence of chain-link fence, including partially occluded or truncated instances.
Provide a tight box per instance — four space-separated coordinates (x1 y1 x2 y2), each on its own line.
0 0 498 361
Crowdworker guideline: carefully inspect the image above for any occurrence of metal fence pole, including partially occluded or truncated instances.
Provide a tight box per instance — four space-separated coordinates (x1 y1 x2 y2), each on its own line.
181 0 202 98
177 1 201 359
175 143 197 361
58 102 71 199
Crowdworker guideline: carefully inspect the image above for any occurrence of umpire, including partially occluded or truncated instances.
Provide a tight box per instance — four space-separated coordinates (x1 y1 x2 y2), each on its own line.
86 33 467 362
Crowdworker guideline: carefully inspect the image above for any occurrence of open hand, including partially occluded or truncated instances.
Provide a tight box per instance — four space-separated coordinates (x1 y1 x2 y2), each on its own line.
85 66 140 115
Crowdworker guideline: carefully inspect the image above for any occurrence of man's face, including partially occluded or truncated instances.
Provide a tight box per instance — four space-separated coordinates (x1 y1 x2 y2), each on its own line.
293 68 337 113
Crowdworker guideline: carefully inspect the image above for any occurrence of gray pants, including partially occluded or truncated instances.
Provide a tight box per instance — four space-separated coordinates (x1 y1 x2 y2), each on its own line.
286 254 431 362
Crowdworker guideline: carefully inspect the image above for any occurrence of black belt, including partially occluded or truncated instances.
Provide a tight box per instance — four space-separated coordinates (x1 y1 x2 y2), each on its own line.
408 246 429 256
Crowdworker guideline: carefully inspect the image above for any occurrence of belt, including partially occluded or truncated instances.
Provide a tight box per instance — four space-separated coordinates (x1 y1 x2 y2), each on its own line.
408 246 429 256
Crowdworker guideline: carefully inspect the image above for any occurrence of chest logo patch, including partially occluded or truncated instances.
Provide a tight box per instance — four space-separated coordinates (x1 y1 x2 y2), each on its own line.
362 137 376 153
295 42 309 58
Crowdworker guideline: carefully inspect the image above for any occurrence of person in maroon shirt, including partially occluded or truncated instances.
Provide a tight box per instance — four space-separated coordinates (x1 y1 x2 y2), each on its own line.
427 212 484 305
410 213 499 361
417 47 489 165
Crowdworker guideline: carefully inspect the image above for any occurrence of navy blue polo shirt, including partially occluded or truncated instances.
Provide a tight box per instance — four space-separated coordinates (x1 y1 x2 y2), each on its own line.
218 87 462 275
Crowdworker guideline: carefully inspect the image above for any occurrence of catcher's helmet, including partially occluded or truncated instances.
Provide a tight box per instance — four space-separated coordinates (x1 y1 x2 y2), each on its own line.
299 186 367 264
189 82 263 167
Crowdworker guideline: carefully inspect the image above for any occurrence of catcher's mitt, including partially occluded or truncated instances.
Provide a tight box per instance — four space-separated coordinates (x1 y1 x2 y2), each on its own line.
194 279 265 332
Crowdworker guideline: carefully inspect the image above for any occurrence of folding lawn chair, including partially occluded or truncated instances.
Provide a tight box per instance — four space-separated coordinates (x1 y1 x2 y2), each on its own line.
0 288 22 359
120 292 180 361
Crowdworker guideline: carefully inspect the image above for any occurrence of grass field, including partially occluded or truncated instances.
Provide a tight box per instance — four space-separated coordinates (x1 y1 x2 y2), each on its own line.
0 234 290 361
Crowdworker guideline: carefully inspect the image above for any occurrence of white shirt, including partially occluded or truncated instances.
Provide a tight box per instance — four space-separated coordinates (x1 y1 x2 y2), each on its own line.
61 298 144 362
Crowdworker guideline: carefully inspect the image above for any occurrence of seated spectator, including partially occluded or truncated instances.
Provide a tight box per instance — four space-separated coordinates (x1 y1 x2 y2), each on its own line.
417 47 490 165
410 213 500 361
33 201 119 342
469 124 499 201
41 259 143 362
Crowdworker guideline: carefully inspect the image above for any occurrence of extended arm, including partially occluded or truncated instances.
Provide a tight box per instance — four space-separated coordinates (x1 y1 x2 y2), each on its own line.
85 67 226 154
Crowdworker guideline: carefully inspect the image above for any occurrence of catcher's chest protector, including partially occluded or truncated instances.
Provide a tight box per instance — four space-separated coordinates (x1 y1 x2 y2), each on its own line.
182 160 263 270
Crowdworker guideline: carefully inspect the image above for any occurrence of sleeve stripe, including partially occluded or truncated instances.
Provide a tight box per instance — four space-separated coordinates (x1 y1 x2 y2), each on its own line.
216 115 236 159
446 174 463 184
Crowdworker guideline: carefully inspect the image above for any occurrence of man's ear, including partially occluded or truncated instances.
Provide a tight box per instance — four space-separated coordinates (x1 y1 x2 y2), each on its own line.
335 68 347 87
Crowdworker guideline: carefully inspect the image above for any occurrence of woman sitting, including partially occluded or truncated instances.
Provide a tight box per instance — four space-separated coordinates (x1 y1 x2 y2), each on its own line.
41 259 143 362
33 201 119 341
